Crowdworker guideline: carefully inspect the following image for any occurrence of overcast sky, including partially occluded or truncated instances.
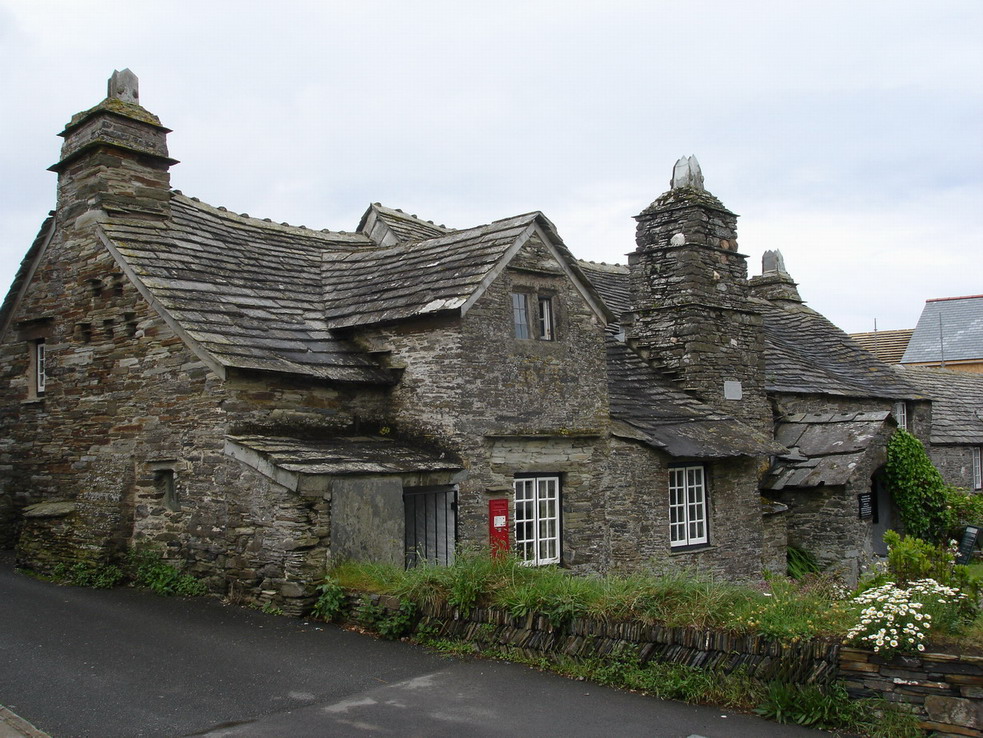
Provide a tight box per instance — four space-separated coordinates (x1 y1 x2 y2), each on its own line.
1 1 980 333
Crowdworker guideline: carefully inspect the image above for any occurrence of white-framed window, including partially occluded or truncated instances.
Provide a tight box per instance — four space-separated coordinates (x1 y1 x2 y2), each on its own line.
669 465 708 548
893 401 908 431
514 476 560 565
537 296 554 340
512 292 531 339
31 338 46 397
973 447 982 491
511 292 555 341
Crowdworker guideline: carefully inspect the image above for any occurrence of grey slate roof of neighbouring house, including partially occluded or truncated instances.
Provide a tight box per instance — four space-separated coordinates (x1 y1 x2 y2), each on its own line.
901 295 983 365
606 338 784 458
762 411 893 490
900 367 983 445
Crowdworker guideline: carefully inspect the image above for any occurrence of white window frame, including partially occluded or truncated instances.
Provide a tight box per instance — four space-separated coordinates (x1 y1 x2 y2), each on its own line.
669 465 709 548
32 338 46 396
537 296 554 340
511 292 531 339
514 476 560 565
973 447 982 491
893 401 908 431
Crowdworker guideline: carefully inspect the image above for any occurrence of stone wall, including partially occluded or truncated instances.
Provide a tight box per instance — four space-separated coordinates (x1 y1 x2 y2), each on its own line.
931 444 981 492
353 592 983 735
840 646 983 736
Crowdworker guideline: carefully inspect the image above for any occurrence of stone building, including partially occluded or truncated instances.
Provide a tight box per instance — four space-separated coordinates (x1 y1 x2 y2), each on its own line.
0 71 963 607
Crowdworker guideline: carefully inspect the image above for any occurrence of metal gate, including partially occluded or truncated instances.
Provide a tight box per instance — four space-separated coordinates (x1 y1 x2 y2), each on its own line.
404 485 457 568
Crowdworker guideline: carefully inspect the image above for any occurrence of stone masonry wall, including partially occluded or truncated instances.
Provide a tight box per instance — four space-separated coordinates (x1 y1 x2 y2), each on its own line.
931 445 981 492
354 235 612 566
0 217 369 610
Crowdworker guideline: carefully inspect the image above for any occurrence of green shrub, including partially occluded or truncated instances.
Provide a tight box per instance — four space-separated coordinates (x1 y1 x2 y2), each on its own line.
126 548 208 597
51 561 125 589
787 545 821 579
312 578 348 621
883 530 974 593
886 430 949 542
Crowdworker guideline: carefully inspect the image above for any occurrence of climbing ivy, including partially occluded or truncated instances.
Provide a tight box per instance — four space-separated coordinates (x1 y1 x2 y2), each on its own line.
885 430 949 543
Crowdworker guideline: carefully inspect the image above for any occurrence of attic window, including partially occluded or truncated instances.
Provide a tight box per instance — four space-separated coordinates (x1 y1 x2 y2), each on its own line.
511 292 555 341
973 448 981 491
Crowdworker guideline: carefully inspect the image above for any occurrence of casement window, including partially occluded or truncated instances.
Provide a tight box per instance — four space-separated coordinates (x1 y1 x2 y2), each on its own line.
893 401 908 431
973 447 982 491
511 292 555 341
669 465 709 548
512 293 531 339
514 476 560 565
30 338 46 397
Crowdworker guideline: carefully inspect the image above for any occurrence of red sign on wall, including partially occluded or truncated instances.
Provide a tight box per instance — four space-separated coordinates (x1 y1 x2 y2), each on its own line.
488 498 510 558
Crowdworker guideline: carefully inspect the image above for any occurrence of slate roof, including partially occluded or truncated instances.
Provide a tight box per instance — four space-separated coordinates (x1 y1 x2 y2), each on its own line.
0 215 55 340
901 295 983 365
848 329 914 365
606 338 783 458
577 265 920 401
900 368 983 445
758 301 921 400
226 434 462 476
101 194 392 383
320 213 548 329
357 203 451 245
762 411 892 490
577 261 631 317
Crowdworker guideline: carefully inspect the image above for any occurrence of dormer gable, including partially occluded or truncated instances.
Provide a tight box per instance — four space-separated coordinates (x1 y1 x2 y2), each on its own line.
356 203 452 247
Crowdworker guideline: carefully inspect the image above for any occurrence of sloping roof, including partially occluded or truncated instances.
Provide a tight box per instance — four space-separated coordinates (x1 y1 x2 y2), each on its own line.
900 367 983 445
320 213 543 329
0 214 56 341
577 261 631 317
901 295 983 365
759 301 921 400
577 265 920 401
762 411 892 490
848 329 914 365
357 203 452 245
101 194 392 384
227 434 462 476
606 338 784 458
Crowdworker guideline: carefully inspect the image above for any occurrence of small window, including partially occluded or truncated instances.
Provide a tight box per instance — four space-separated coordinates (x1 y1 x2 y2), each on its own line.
514 476 560 565
155 469 180 512
512 293 531 339
538 296 554 340
973 448 982 491
669 465 708 548
893 401 908 431
33 339 46 396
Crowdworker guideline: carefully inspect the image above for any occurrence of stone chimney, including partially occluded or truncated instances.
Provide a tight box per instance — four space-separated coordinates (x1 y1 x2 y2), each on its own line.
749 250 803 303
625 156 771 432
49 70 177 222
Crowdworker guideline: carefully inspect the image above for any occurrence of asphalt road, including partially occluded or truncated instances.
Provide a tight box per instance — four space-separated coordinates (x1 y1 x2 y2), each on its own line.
0 553 827 737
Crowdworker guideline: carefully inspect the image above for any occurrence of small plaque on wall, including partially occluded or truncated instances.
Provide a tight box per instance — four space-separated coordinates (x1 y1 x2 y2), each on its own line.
858 492 874 519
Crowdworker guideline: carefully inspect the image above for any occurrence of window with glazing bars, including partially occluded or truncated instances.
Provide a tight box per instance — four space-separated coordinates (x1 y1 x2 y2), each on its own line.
669 465 708 547
514 476 560 565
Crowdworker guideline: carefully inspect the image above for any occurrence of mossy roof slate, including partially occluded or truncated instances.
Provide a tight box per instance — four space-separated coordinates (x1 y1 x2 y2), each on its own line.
102 195 392 383
900 368 983 445
606 338 783 458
